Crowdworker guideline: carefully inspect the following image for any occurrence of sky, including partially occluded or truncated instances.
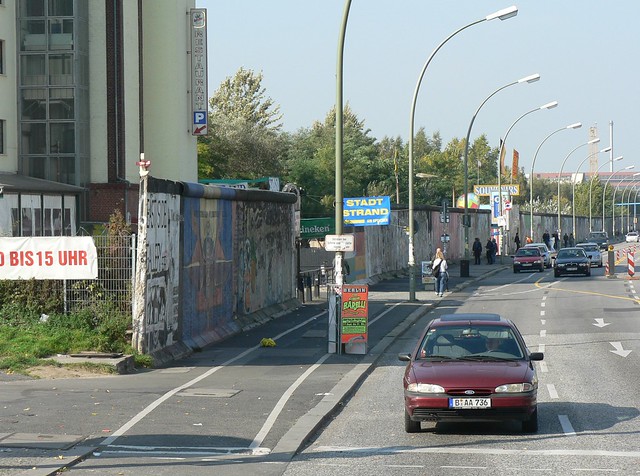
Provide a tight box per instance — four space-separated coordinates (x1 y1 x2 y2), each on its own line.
196 0 638 175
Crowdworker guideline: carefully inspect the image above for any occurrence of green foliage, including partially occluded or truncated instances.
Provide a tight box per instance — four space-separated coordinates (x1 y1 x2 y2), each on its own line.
199 67 286 179
0 280 64 315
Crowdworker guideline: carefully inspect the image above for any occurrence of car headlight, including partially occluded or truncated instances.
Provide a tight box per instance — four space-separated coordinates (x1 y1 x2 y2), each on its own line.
495 383 534 393
407 383 445 393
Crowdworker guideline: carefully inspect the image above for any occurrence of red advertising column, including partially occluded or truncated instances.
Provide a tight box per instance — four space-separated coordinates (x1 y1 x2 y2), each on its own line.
341 284 368 355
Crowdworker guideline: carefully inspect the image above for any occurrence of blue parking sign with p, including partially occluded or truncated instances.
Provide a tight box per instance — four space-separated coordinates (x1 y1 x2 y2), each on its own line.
194 111 206 124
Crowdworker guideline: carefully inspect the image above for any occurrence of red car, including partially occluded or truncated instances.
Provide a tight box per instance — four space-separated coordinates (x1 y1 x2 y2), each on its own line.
513 247 545 273
398 313 543 433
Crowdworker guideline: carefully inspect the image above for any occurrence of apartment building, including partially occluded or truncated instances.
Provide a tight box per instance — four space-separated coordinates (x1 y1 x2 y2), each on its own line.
0 0 200 235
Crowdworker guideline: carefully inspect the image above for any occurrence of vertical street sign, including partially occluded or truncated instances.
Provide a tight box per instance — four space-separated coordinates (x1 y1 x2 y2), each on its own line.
190 9 208 136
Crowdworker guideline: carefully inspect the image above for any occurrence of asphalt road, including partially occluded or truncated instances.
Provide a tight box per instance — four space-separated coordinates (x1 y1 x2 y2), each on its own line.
1 244 638 475
284 255 640 475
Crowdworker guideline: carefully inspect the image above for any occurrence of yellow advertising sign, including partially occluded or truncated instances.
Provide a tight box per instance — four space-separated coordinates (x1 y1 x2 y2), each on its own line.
474 184 520 196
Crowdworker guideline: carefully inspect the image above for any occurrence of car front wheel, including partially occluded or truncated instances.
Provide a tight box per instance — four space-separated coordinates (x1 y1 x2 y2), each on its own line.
522 408 538 433
405 408 421 433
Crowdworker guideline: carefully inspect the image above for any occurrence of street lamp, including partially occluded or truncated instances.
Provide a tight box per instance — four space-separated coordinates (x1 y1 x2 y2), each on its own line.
496 100 557 259
570 146 610 240
587 151 617 231
529 122 582 240
613 173 640 235
602 164 633 236
621 179 640 232
407 5 518 301
557 138 599 238
462 73 540 261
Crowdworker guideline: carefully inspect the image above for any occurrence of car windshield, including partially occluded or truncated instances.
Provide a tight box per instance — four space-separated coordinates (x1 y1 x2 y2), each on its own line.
578 244 598 252
589 233 607 239
419 325 524 360
558 249 586 259
516 249 540 257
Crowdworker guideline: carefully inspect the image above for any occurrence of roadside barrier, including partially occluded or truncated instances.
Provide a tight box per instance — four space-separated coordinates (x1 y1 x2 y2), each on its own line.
629 251 635 277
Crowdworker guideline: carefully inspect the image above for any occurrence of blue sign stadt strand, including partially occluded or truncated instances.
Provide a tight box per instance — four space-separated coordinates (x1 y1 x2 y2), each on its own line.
343 196 390 227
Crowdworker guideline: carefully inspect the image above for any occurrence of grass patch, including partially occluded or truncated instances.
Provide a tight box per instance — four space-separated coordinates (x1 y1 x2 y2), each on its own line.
0 301 144 374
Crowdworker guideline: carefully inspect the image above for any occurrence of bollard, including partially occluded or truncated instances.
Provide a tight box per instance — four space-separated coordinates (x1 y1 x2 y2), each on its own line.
606 249 615 277
629 251 635 277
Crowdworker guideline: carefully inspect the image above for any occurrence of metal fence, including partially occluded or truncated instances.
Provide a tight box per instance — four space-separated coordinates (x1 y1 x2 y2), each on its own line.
65 233 136 314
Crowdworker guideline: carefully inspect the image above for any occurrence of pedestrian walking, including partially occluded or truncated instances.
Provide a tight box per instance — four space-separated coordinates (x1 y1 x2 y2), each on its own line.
563 232 569 248
472 237 483 264
491 238 498 262
543 230 551 249
514 232 521 251
569 232 575 246
432 248 448 297
485 238 494 264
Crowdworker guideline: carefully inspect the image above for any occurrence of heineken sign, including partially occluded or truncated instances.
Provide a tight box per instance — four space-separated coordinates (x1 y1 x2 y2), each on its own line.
300 217 335 239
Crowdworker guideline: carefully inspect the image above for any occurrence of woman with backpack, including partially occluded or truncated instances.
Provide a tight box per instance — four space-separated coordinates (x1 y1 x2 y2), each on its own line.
431 248 448 297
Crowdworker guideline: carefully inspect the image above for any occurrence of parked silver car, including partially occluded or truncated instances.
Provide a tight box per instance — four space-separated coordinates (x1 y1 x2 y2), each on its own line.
576 242 603 267
523 243 555 268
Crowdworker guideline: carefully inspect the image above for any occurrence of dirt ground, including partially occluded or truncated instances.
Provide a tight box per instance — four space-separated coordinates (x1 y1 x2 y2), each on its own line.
25 365 116 379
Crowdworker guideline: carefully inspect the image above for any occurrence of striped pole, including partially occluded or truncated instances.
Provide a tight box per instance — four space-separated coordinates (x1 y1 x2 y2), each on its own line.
605 259 610 276
628 251 635 277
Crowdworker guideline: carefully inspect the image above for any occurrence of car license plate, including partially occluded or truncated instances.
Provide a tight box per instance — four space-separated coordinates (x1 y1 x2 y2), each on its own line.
522 263 531 266
449 398 491 409
567 267 577 271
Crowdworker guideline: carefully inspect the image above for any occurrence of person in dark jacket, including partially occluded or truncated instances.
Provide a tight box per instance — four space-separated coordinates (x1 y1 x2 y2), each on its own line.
485 238 494 264
472 237 482 264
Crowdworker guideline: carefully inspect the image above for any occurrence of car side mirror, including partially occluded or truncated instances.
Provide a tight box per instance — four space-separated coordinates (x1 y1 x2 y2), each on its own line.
398 353 411 362
529 352 544 361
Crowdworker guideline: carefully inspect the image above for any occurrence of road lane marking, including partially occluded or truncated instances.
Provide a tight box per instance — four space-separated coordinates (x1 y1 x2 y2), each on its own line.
99 309 328 447
250 353 331 449
559 415 576 435
313 446 640 457
547 384 558 399
534 280 640 304
540 330 547 337
538 344 545 352
539 362 548 372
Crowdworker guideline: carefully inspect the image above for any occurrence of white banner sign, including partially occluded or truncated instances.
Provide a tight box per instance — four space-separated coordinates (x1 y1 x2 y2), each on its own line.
0 237 98 280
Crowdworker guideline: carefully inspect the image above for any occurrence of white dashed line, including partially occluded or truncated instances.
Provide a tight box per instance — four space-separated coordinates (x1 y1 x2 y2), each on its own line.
539 362 548 373
540 329 547 337
538 344 546 353
559 415 576 435
547 384 559 399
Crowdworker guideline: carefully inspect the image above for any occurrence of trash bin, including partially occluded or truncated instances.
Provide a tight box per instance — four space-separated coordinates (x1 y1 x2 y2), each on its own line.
460 259 470 278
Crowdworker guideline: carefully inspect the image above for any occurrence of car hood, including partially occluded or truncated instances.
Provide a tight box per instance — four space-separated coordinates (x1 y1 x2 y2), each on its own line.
411 360 531 387
556 257 589 264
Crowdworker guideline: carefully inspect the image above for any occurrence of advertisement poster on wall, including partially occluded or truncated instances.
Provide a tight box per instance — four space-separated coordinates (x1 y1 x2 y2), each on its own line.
341 284 368 354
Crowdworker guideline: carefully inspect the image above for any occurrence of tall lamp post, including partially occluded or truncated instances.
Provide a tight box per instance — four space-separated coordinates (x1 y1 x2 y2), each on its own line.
496 100 558 260
587 151 617 231
529 123 582 240
462 73 540 261
602 164 634 236
612 173 640 235
407 5 518 301
557 138 600 238
621 179 640 232
570 146 611 239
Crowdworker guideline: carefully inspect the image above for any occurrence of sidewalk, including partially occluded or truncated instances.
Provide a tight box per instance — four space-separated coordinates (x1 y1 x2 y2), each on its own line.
0 256 511 475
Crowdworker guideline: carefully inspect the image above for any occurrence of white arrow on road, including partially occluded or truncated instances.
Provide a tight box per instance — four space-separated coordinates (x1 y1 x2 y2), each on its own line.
610 342 632 357
593 318 611 328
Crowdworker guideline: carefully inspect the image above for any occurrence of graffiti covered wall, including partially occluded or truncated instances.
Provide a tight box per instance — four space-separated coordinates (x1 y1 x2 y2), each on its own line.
133 178 298 357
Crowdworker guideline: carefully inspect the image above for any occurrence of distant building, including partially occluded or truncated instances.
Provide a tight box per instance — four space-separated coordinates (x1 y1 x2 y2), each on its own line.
0 0 199 235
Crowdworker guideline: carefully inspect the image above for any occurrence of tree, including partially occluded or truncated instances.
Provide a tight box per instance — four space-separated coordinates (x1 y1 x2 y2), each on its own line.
283 104 379 217
199 68 286 179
